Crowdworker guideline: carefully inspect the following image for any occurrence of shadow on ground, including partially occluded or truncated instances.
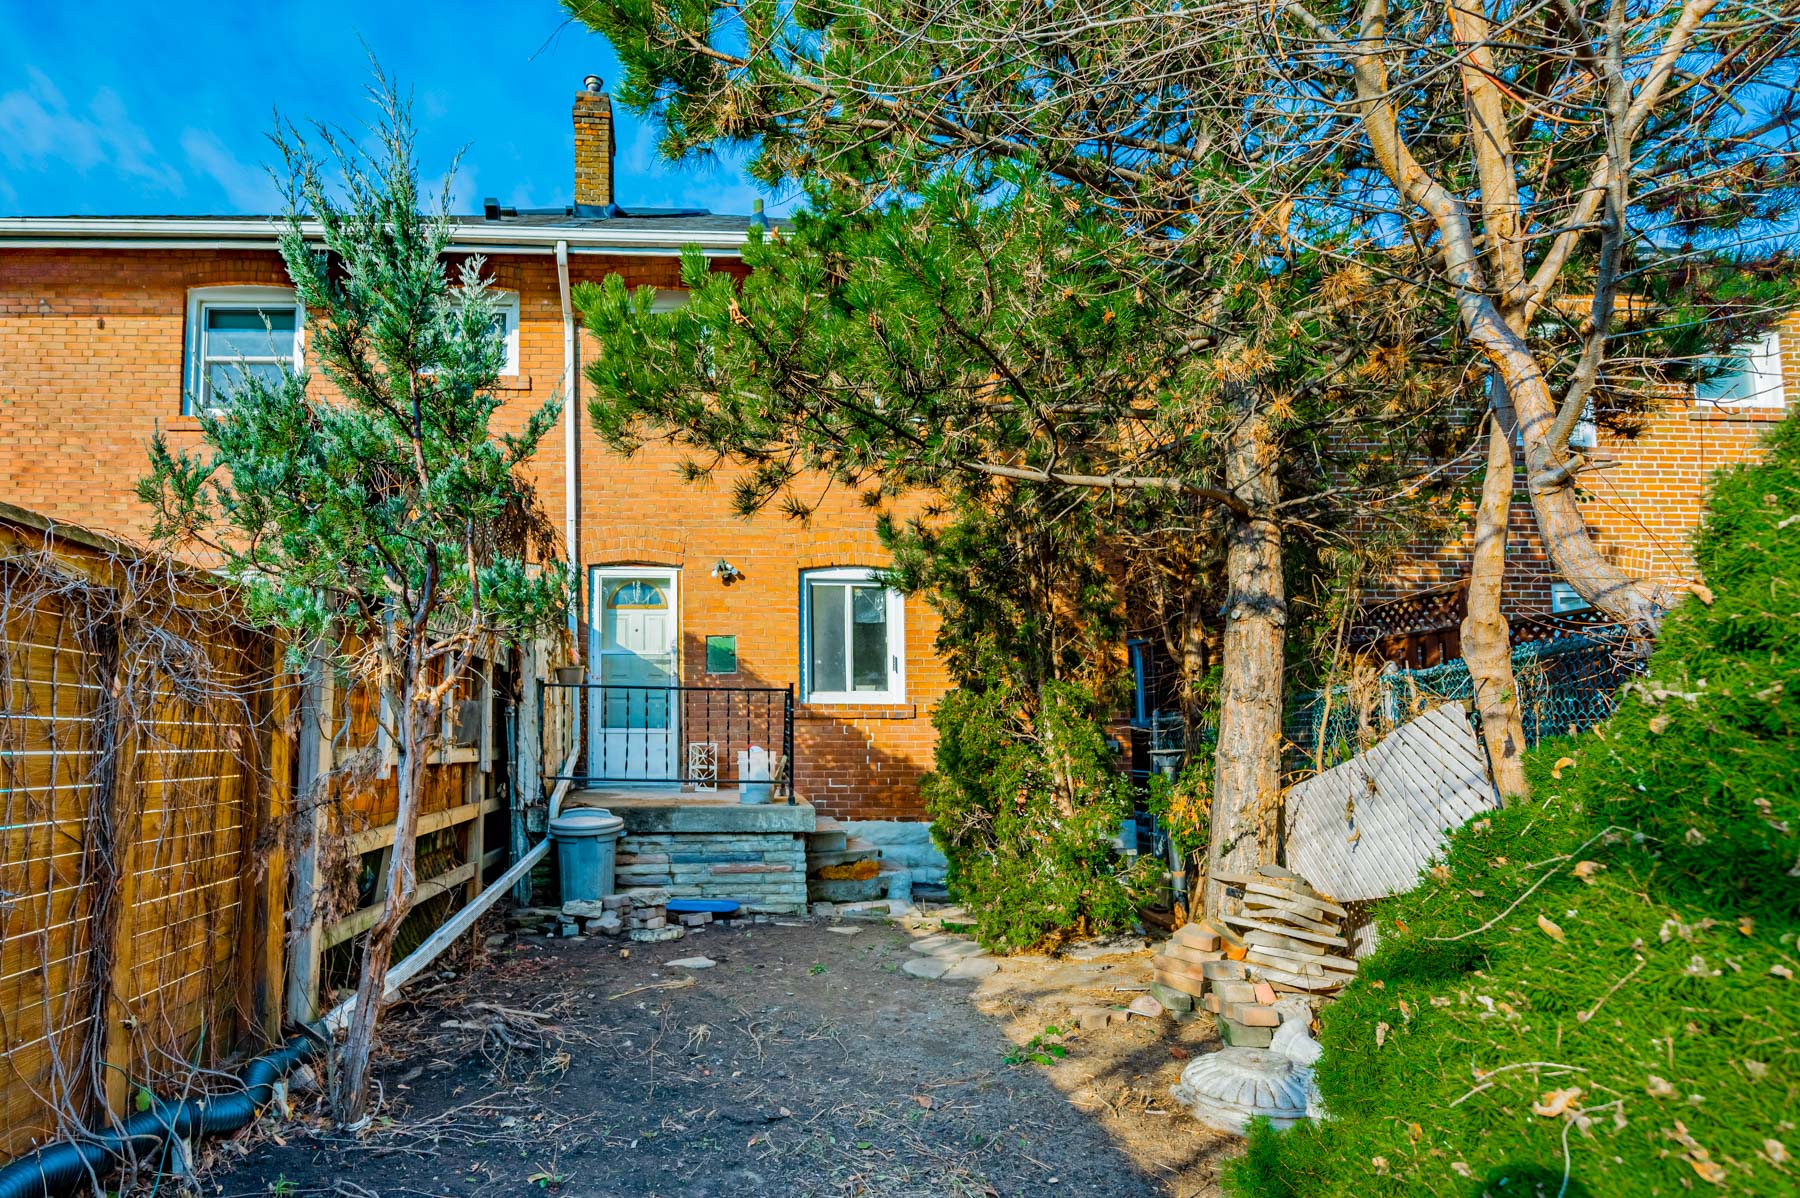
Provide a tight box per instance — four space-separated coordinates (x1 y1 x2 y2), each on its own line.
215 920 1233 1198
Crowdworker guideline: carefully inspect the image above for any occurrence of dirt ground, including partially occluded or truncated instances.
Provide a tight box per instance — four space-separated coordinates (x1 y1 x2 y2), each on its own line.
214 915 1239 1198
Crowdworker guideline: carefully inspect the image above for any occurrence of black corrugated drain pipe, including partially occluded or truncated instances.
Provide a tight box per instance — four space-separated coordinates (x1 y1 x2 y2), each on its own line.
0 1036 319 1198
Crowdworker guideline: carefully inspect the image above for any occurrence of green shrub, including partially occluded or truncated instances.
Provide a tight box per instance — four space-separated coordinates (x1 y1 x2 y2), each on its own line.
924 681 1148 951
1226 414 1800 1196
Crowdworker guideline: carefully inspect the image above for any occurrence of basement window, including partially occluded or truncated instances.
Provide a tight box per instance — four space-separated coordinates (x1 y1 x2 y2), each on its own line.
1550 583 1591 613
184 287 303 413
802 568 904 704
1697 330 1786 409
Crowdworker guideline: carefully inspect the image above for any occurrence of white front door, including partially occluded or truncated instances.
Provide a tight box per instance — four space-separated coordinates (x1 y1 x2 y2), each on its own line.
588 568 679 782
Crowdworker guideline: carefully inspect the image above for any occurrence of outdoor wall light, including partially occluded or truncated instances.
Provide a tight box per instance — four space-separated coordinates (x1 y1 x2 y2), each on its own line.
711 559 743 585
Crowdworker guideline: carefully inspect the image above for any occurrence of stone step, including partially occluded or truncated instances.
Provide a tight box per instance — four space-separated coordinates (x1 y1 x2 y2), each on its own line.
808 837 881 869
808 817 848 854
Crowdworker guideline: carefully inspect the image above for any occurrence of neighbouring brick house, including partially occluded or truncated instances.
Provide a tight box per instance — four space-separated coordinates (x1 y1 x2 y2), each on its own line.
1349 317 1796 667
0 78 949 833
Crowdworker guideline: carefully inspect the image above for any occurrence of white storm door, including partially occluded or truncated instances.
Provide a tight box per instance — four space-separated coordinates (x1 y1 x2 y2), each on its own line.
588 568 679 781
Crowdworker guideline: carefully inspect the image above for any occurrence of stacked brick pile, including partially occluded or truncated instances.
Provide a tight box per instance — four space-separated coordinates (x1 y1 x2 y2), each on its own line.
624 890 683 943
1149 864 1356 1045
1150 920 1287 1046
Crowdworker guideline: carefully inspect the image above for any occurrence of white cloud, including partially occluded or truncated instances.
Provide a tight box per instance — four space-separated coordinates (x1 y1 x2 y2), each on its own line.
0 68 184 200
424 164 481 216
179 129 284 214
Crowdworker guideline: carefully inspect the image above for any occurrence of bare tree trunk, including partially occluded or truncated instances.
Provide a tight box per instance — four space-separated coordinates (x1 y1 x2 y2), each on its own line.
332 672 431 1125
1460 405 1529 800
1346 5 1672 629
1202 395 1285 918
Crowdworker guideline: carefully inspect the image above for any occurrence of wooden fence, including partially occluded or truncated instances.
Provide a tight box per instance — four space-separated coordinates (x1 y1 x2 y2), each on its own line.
0 504 285 1160
0 502 541 1162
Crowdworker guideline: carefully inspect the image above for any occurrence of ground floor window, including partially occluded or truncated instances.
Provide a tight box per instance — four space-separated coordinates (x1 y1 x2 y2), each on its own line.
802 568 903 704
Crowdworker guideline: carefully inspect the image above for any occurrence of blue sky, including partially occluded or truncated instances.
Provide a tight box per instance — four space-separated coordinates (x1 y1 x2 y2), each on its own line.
0 2 784 218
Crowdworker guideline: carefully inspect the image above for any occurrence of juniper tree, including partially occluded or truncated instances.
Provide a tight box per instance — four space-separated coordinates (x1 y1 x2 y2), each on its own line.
137 80 565 1123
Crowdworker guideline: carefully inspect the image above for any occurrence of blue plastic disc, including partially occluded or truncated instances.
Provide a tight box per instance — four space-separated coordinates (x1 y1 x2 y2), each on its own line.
666 898 742 915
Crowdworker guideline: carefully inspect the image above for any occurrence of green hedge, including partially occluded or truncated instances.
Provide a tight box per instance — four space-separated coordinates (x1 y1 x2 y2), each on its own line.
1227 415 1800 1196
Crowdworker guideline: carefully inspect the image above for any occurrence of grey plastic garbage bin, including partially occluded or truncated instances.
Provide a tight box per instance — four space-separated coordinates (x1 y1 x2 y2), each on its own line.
550 807 626 903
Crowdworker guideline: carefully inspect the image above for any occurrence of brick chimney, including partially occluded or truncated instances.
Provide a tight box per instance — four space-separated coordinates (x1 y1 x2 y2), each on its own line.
573 75 619 218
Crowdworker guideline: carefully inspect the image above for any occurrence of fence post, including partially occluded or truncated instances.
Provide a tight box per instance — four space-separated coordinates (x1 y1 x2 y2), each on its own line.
257 650 294 1039
91 610 141 1120
285 655 333 1024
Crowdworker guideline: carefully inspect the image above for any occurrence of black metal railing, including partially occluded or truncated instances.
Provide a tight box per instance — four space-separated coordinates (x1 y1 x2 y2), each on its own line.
541 681 795 801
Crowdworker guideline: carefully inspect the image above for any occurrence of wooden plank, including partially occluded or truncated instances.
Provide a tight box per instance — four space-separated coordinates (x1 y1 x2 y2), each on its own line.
1244 881 1347 918
1221 914 1348 948
345 795 491 855
322 861 477 949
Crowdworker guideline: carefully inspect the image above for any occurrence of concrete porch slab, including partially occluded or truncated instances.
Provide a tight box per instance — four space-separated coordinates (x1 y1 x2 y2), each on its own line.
565 787 816 835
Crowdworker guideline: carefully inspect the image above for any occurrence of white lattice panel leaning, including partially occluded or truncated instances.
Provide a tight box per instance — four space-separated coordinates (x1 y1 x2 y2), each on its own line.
1285 704 1498 902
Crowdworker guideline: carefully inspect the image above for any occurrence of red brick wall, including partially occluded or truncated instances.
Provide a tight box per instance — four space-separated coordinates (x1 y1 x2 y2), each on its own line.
1364 314 1797 616
0 246 948 820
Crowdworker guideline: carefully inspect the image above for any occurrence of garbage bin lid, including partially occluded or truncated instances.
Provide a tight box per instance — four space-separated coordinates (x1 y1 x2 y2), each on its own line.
549 807 625 836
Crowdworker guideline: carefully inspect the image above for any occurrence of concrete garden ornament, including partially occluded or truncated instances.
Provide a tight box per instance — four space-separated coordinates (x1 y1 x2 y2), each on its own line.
1170 1022 1325 1135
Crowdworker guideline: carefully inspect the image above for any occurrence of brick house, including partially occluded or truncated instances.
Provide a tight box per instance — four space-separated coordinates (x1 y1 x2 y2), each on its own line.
0 78 949 841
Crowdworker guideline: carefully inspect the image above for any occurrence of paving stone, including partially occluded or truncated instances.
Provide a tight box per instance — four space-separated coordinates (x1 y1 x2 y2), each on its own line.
942 956 999 981
912 935 984 960
561 899 608 919
1075 1005 1119 1031
901 957 954 980
826 926 862 936
668 956 716 969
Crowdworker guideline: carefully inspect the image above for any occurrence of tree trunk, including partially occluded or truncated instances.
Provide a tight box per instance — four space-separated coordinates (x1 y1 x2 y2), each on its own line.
1177 586 1212 760
1460 405 1529 800
332 672 432 1125
1202 396 1285 919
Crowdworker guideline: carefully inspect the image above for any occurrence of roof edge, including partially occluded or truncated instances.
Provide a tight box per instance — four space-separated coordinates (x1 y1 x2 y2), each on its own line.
0 215 754 253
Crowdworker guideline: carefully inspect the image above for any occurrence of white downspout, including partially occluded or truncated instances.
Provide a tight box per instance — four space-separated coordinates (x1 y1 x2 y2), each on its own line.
556 239 580 820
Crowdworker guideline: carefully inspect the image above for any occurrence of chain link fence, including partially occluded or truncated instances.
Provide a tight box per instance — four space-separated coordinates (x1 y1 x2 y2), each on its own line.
1289 632 1646 767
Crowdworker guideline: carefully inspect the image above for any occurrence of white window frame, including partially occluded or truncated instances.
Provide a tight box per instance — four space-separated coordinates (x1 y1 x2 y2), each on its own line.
456 290 521 375
649 289 688 314
1549 582 1591 614
1696 329 1786 410
184 286 304 414
800 567 905 705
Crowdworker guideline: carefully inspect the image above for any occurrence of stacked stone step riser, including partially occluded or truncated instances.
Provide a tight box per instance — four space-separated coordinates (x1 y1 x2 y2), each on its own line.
615 829 809 914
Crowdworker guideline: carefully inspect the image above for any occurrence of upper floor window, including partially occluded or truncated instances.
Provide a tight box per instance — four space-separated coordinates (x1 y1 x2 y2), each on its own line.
185 287 303 414
455 290 520 375
802 568 904 704
1697 330 1786 409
